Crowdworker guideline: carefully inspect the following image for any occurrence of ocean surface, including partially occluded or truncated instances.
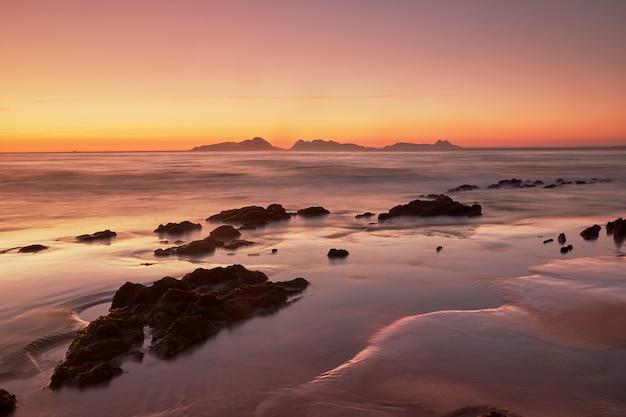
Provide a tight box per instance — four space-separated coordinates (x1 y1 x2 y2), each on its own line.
1 148 625 417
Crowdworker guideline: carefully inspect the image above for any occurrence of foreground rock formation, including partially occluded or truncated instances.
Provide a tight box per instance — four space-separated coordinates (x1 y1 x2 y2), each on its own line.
49 265 309 389
378 195 482 221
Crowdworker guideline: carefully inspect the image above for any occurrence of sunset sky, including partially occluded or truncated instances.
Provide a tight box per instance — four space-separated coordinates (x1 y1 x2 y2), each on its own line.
2 0 625 152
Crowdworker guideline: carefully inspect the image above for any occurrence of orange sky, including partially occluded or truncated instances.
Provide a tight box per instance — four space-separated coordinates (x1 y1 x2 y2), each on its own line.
1 0 625 152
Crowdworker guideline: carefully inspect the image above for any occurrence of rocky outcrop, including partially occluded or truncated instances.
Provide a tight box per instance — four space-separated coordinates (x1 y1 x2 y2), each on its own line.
447 184 479 193
154 221 202 235
76 230 117 242
580 224 601 240
18 244 49 253
154 237 223 257
327 248 349 258
0 389 16 415
378 195 482 221
297 206 330 217
191 137 282 152
207 204 291 228
487 179 544 189
50 265 309 389
607 218 626 238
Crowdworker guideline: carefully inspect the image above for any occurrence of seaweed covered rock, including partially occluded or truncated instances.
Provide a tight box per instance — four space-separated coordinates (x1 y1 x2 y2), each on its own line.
49 308 144 389
0 389 17 416
207 204 290 228
76 230 117 242
297 206 330 217
378 195 482 221
51 265 310 388
154 221 202 235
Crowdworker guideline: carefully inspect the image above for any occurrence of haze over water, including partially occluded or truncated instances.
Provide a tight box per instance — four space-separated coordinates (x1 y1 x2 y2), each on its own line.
1 148 625 416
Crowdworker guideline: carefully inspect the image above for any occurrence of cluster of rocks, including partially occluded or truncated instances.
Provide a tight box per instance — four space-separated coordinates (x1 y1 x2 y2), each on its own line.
378 195 482 221
0 389 16 416
448 177 610 193
49 264 309 389
154 225 254 256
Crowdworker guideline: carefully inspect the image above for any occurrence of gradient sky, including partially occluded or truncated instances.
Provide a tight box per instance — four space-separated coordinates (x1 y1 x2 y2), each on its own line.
2 0 626 152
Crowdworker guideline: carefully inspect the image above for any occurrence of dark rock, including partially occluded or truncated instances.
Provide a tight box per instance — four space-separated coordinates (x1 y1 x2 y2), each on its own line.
607 218 626 237
18 244 49 253
271 248 278 254
297 206 330 217
207 204 290 225
327 248 349 258
355 212 375 218
51 265 309 388
436 246 443 252
487 178 524 189
154 237 222 257
154 221 202 235
0 389 17 415
378 195 482 221
580 224 601 240
447 184 480 193
191 137 282 152
223 239 255 250
49 308 144 389
76 230 117 242
560 244 573 254
543 238 554 244
558 233 567 244
209 225 241 241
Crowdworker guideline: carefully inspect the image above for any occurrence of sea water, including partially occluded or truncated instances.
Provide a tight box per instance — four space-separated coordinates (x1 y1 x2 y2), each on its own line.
0 148 625 416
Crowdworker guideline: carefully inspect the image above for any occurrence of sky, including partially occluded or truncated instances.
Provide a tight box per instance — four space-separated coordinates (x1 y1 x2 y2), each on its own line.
1 0 626 152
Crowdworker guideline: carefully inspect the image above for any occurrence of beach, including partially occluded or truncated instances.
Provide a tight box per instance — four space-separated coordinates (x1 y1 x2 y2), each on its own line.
1 149 625 416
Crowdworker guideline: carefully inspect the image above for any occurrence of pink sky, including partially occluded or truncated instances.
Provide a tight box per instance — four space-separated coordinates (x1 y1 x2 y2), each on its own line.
1 0 625 151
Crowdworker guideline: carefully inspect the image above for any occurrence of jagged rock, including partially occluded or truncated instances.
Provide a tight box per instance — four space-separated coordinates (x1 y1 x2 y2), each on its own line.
558 233 567 244
18 244 49 253
447 184 480 193
0 389 17 415
49 308 144 389
560 244 573 254
327 248 349 258
207 204 291 226
378 195 482 221
51 265 309 387
154 237 223 257
297 206 330 217
209 225 241 241
580 224 601 240
76 230 117 242
154 221 202 235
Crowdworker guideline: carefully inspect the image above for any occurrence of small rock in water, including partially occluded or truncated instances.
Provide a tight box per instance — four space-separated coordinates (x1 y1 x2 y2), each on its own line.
298 206 330 217
271 248 278 254
18 244 49 253
580 224 601 240
154 221 202 235
327 248 349 258
0 389 17 415
543 238 554 244
355 212 375 218
560 244 573 254
76 230 117 242
557 233 566 244
436 246 443 252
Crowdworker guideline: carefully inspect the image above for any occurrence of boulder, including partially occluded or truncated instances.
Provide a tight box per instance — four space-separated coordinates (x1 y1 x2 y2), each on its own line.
580 224 601 240
327 248 349 258
0 389 17 416
76 230 117 242
297 206 330 217
607 218 626 238
558 233 567 244
154 221 202 235
207 204 290 226
209 225 241 241
18 244 49 253
51 265 310 387
378 195 482 221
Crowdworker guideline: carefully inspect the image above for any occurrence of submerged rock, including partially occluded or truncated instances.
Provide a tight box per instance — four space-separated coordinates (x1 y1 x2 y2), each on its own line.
18 244 49 253
447 184 480 193
607 218 626 238
154 237 222 257
0 389 17 415
154 221 202 235
355 212 375 219
209 225 241 241
580 224 601 240
378 195 482 221
50 265 309 388
560 244 573 254
207 204 290 227
327 248 349 258
297 206 330 217
76 230 117 242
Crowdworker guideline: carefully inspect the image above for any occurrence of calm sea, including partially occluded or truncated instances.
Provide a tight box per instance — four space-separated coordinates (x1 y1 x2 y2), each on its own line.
1 149 625 417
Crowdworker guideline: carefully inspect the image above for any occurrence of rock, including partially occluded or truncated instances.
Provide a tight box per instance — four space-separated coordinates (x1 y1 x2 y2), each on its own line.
580 224 601 240
154 221 202 235
76 230 117 242
447 184 480 193
271 248 278 254
223 239 255 250
560 244 573 254
297 206 330 217
607 218 626 238
378 195 482 221
543 238 554 244
355 212 375 218
154 237 222 257
487 178 525 189
0 389 17 415
18 244 49 253
558 233 566 244
52 265 309 388
207 204 290 226
49 308 144 389
436 246 443 252
327 248 349 258
209 225 241 241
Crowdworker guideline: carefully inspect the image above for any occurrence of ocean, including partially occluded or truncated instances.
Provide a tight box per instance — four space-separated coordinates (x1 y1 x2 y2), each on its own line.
1 148 625 417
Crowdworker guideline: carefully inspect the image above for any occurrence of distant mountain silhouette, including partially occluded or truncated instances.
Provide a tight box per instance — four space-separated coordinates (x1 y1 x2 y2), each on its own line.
290 139 371 152
382 139 460 151
190 137 461 152
191 137 282 151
